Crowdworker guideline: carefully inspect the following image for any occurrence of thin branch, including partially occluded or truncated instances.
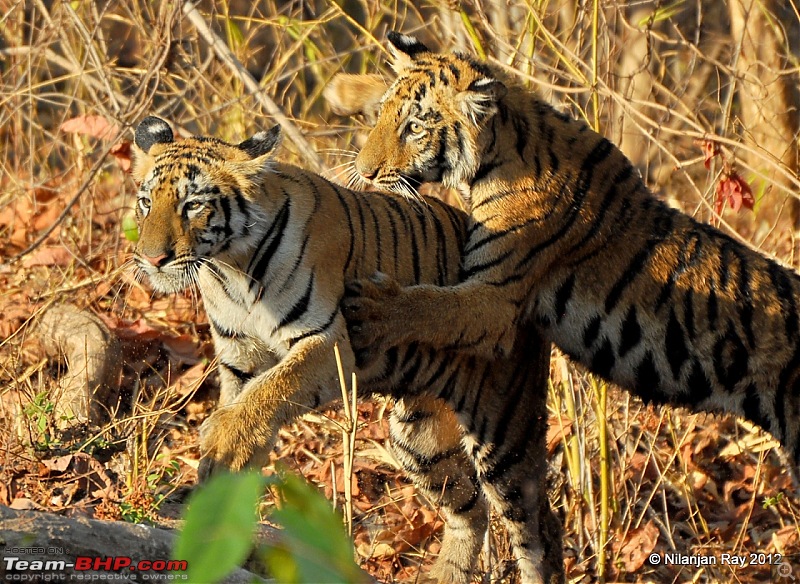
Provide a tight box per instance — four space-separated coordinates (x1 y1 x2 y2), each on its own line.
181 1 324 172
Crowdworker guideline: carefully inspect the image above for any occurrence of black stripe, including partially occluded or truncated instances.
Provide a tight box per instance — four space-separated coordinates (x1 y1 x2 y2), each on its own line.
332 186 356 275
287 307 339 348
278 274 314 329
604 212 673 313
684 289 696 340
454 487 481 514
655 231 702 312
554 274 576 323
712 321 748 392
618 305 641 358
393 408 434 424
634 352 661 404
769 262 799 339
565 164 633 257
247 199 290 290
220 361 253 384
461 248 514 279
512 110 530 157
352 192 368 269
742 383 770 431
583 315 602 348
685 360 712 404
209 316 237 338
515 138 614 271
591 338 615 378
665 307 689 380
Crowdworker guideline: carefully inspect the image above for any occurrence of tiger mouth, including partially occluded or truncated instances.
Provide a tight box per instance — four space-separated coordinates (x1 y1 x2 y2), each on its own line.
135 258 198 294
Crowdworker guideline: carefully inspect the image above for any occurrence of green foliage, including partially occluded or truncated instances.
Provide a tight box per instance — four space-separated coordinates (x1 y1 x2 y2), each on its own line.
173 471 263 583
22 391 58 449
763 492 785 509
638 0 686 27
263 473 364 583
173 471 364 584
122 214 139 242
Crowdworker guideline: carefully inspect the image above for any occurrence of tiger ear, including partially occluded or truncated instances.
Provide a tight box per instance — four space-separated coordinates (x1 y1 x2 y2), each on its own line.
238 124 281 158
135 116 174 153
324 74 388 124
387 31 430 73
132 116 174 181
459 77 507 125
229 125 281 180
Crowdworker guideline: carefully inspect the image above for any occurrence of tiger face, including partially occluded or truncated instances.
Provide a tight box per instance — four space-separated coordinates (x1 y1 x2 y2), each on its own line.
353 32 506 196
132 116 280 293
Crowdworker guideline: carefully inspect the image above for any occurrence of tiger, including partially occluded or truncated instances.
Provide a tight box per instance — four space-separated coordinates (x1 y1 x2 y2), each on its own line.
131 116 563 584
334 32 800 472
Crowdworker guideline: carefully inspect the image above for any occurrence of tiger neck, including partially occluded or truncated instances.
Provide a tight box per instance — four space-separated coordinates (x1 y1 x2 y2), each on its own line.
464 94 556 210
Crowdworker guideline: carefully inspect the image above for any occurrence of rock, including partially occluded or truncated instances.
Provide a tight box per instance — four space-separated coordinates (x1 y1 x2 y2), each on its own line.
0 505 271 582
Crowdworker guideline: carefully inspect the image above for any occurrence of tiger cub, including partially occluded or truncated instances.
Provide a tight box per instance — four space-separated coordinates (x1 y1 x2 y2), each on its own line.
336 32 800 466
131 116 562 584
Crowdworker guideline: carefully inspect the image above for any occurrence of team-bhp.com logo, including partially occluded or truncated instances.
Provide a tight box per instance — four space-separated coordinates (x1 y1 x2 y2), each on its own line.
3 555 188 580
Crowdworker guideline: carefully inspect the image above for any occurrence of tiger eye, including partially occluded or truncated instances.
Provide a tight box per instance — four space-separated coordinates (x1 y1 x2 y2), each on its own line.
409 121 424 134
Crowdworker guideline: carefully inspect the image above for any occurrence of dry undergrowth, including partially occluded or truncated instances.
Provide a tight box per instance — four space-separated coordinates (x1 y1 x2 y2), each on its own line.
2 1 800 582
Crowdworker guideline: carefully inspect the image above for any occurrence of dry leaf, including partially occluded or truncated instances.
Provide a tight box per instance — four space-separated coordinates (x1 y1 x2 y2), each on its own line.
110 141 132 172
22 246 74 268
613 521 659 573
40 454 75 476
60 115 120 141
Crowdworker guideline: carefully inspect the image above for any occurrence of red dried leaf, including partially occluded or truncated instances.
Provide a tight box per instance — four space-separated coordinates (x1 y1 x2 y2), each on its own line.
696 139 721 170
60 115 120 141
110 141 132 172
22 246 74 268
109 318 162 341
715 171 755 215
613 520 659 573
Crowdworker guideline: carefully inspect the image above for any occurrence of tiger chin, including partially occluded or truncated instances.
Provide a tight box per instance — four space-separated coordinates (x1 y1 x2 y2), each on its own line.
333 34 800 470
131 116 563 584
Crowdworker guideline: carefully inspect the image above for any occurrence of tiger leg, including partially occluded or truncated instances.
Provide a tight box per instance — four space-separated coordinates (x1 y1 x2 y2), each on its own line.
200 325 353 476
457 326 564 584
389 396 488 584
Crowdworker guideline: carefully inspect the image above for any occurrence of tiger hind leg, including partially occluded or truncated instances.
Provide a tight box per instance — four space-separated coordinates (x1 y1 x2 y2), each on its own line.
458 325 564 584
389 396 488 584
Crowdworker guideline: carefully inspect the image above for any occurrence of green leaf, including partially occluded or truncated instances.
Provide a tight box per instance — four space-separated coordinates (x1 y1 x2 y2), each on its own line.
173 472 263 583
122 214 139 242
638 0 685 27
263 474 363 583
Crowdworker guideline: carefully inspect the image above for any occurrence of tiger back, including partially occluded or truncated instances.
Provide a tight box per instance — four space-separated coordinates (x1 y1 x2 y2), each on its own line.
131 116 561 584
332 33 800 468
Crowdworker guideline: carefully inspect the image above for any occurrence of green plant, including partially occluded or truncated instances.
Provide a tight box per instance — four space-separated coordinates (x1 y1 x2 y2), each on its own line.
173 470 364 583
22 391 58 450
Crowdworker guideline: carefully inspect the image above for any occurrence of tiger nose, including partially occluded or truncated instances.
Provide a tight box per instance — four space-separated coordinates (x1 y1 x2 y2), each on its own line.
141 251 172 268
355 160 379 181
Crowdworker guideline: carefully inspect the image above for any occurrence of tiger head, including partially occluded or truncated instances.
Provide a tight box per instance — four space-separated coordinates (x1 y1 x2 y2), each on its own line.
337 32 507 196
131 116 280 293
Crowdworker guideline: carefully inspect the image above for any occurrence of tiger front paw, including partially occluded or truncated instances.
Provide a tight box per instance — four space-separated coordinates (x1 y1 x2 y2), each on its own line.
198 404 266 481
341 273 403 367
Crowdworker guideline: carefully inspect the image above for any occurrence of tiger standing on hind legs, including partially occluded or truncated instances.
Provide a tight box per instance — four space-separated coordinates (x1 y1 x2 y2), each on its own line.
130 116 563 583
333 32 800 491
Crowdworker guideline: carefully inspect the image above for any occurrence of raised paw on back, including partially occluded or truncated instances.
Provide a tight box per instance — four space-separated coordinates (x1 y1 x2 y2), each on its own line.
341 272 403 367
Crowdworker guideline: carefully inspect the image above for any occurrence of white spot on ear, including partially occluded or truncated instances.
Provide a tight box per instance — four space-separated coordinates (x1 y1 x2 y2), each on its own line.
472 78 494 89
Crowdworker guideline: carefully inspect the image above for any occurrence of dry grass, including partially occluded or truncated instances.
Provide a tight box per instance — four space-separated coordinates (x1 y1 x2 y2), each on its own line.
2 1 800 582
